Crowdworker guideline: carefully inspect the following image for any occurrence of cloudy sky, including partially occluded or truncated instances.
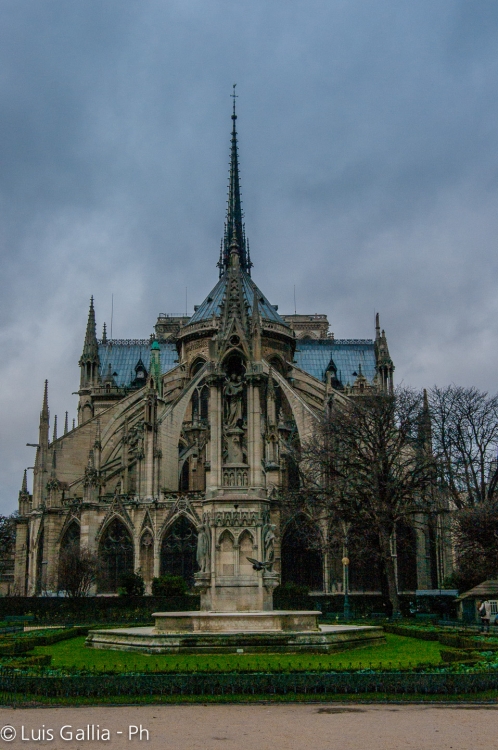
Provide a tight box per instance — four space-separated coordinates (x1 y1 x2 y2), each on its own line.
1 0 498 513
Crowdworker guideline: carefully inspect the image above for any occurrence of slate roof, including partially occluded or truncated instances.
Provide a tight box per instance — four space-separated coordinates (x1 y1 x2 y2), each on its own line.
456 580 498 601
98 342 178 387
189 270 286 326
294 339 377 385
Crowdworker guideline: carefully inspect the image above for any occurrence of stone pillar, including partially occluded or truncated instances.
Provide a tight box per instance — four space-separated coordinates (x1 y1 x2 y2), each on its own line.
13 521 28 596
44 513 64 592
207 376 223 492
246 372 263 489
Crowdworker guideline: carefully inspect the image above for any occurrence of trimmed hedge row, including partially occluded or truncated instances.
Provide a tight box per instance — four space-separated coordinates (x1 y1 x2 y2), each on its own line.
383 625 440 641
1 671 498 697
0 627 89 656
0 596 200 624
2 655 52 669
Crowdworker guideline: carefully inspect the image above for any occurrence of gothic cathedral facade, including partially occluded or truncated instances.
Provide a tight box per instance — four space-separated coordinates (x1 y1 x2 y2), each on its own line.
14 102 450 599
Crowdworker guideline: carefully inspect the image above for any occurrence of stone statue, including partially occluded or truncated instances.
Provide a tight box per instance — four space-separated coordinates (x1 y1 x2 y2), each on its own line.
263 523 276 563
224 373 244 427
196 523 210 573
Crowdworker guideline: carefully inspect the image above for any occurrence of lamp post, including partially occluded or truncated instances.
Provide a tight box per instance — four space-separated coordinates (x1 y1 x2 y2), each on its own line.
342 555 351 621
341 520 352 621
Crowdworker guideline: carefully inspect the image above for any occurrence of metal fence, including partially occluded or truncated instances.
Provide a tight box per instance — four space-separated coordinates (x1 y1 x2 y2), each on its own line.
1 671 498 698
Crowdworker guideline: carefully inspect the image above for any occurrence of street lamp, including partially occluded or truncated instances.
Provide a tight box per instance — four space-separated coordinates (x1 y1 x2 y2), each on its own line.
341 520 352 622
342 555 351 621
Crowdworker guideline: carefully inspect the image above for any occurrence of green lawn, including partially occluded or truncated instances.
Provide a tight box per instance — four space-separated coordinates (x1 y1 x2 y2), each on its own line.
33 634 443 673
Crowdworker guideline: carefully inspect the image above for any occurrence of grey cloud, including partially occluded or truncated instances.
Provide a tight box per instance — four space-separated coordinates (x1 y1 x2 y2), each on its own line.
1 0 498 511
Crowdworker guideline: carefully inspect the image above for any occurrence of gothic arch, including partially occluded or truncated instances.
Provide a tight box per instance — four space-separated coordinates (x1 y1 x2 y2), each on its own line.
59 519 80 551
157 363 208 491
96 512 134 546
160 514 198 585
238 529 255 576
97 517 134 593
190 357 207 377
281 514 323 591
217 529 235 577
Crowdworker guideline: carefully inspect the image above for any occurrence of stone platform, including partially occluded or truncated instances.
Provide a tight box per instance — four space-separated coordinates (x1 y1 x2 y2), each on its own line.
152 610 320 634
85 611 385 654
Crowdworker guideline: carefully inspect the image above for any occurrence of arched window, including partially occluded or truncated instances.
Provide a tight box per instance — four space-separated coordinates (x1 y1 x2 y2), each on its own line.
60 521 80 553
160 516 198 585
281 516 323 590
190 358 206 377
98 518 134 593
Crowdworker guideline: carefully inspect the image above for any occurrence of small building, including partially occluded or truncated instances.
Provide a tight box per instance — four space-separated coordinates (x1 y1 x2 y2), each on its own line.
456 580 498 623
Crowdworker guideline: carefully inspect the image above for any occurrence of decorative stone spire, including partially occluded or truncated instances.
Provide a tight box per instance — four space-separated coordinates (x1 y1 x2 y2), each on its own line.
52 414 58 443
374 313 394 393
102 322 107 344
418 388 433 452
218 85 252 277
39 380 49 449
150 340 162 397
79 297 100 388
64 411 69 435
21 468 28 495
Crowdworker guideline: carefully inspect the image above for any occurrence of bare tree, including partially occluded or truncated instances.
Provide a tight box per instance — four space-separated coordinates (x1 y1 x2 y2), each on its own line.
295 388 437 616
451 502 498 590
57 545 98 597
0 514 17 578
429 385 498 509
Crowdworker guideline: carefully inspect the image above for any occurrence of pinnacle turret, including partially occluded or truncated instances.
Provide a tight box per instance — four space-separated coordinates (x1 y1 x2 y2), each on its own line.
79 297 100 389
81 297 99 361
21 468 28 494
38 379 49 450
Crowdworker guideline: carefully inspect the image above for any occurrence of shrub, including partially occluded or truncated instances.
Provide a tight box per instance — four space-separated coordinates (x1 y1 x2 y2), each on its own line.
151 575 188 597
275 582 310 597
118 573 145 597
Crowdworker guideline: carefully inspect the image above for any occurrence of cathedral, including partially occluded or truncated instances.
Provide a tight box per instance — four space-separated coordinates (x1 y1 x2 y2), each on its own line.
14 99 449 600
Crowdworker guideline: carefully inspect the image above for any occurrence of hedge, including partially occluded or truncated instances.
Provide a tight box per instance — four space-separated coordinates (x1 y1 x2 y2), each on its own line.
2 671 498 698
0 627 89 656
0 596 200 624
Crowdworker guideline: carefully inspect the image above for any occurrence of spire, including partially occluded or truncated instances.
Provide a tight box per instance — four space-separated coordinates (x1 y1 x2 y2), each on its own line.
21 468 28 494
81 297 99 361
38 380 49 450
418 388 433 452
219 85 251 276
375 312 380 341
52 414 58 443
102 322 107 344
41 379 49 423
64 411 68 435
79 297 100 388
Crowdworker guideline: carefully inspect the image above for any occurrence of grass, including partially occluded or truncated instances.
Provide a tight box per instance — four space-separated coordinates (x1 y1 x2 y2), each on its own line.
32 634 443 673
